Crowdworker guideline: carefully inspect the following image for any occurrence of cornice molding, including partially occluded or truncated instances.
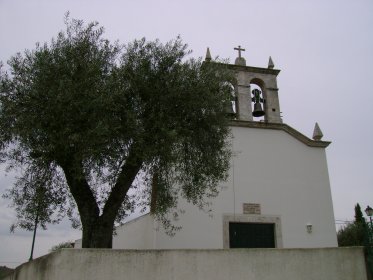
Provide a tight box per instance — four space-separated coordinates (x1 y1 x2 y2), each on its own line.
202 61 281 76
227 64 281 76
229 120 331 148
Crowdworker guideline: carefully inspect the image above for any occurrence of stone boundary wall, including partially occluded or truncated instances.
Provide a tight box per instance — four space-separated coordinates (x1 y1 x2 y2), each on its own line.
2 247 367 280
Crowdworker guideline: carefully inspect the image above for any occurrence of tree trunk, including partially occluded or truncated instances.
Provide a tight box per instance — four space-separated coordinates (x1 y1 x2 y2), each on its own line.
60 146 143 248
82 216 115 248
59 157 110 248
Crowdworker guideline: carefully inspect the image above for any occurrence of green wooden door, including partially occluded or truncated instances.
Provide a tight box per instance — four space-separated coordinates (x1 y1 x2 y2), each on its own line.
229 222 275 248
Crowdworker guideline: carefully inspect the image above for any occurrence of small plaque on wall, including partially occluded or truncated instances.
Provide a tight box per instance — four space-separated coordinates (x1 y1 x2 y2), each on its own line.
243 203 261 214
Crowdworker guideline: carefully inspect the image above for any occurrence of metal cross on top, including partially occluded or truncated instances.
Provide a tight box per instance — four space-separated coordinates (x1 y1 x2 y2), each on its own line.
234 45 245 58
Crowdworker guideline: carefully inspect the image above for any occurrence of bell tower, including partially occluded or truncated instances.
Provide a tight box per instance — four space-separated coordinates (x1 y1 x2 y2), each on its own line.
207 46 283 123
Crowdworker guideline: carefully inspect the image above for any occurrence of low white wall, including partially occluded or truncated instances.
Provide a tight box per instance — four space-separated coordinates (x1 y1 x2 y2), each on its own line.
2 247 367 280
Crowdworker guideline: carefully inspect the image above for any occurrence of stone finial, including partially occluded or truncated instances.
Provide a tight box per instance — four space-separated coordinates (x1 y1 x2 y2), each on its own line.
205 47 212 62
312 122 324 141
268 56 275 69
234 45 246 66
235 57 246 66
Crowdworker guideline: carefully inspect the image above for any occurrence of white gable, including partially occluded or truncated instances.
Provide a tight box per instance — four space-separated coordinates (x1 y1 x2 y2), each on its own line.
112 124 337 249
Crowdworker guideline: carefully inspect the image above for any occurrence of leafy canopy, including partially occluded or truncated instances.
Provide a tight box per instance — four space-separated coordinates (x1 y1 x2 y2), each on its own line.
50 241 74 252
0 15 234 236
337 203 368 247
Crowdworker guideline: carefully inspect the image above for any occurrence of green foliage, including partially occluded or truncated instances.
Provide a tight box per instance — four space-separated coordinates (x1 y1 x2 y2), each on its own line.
354 203 365 225
337 222 366 246
50 241 74 252
337 203 367 247
0 266 14 278
0 14 234 245
3 166 68 232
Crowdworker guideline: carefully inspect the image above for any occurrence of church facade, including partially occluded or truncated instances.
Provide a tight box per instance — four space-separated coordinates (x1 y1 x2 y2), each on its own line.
81 47 338 249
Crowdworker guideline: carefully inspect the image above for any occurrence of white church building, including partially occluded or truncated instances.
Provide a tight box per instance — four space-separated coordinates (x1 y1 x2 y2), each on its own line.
80 47 338 249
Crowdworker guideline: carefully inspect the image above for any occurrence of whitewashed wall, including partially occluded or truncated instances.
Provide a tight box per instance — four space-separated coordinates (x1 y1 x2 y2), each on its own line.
113 214 154 249
4 248 367 280
113 125 337 249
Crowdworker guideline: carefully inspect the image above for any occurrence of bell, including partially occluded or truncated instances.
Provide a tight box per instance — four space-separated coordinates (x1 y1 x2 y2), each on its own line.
225 101 236 117
252 102 265 117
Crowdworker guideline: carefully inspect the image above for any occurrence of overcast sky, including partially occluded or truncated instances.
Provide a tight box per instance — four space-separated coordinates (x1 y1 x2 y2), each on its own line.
1 0 373 268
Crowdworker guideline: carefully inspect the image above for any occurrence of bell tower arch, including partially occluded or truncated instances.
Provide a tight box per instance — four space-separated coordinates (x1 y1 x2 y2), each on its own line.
209 46 283 123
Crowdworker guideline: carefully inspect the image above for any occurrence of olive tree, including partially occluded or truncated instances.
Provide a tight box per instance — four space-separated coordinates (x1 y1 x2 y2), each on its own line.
0 16 233 248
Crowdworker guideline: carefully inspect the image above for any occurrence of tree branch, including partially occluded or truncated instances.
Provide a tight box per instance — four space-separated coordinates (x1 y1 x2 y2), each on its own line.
101 145 143 223
59 156 100 225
